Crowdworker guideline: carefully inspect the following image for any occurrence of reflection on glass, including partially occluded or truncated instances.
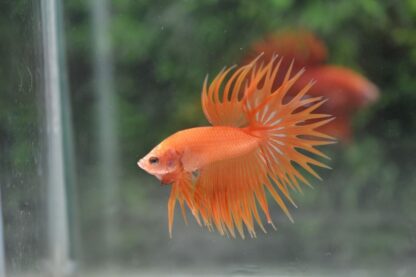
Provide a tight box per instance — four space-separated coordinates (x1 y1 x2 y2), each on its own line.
0 191 5 277
41 0 73 275
91 0 120 263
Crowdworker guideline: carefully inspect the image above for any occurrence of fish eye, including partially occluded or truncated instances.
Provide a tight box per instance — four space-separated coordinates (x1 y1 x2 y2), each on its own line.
149 156 159 164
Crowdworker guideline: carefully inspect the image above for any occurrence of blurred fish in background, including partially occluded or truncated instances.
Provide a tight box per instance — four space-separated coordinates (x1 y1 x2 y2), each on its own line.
244 29 380 142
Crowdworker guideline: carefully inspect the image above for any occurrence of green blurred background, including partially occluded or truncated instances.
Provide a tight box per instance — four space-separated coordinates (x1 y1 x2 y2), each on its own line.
1 0 416 275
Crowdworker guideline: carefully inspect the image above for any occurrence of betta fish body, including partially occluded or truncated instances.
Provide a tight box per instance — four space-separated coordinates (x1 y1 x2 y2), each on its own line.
138 55 334 238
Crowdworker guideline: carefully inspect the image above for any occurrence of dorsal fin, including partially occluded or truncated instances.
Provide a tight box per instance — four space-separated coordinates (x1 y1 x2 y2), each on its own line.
201 55 263 127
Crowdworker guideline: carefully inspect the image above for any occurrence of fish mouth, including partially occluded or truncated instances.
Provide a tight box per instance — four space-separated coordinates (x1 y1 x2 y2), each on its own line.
364 84 379 104
137 159 145 170
359 82 379 106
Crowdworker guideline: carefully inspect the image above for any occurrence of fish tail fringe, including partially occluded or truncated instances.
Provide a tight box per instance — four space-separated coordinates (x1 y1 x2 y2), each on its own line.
168 172 201 238
243 55 335 200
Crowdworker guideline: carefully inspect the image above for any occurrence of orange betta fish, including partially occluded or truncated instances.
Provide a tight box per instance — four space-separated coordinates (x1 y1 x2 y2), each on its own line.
138 55 334 238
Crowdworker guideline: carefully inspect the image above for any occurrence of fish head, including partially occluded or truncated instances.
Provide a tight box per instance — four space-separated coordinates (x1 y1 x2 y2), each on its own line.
138 143 181 182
